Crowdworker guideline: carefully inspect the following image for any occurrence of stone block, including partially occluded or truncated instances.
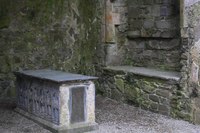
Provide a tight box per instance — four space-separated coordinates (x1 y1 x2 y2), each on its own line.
143 0 154 5
128 7 141 18
147 39 180 50
113 0 126 7
105 23 116 43
149 102 158 112
141 81 157 93
112 13 121 25
156 89 171 99
105 44 122 65
159 104 170 115
195 110 200 124
190 62 199 83
143 20 154 29
155 20 177 29
127 31 141 38
152 5 161 17
114 76 125 93
113 6 127 13
127 0 138 5
125 84 140 100
160 97 170 105
129 20 143 30
125 44 181 70
161 30 178 38
149 94 160 103
117 23 128 32
193 98 200 109
152 31 162 37
128 40 146 49
111 89 124 101
194 22 200 41
14 70 98 133
154 0 162 4
0 56 10 73
185 0 200 7
160 6 174 16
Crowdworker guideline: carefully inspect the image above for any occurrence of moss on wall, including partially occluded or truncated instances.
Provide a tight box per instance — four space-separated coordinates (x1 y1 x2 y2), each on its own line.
0 0 103 101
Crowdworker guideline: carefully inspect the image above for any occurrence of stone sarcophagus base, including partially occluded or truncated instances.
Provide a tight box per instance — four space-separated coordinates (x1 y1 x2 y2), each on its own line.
14 69 98 133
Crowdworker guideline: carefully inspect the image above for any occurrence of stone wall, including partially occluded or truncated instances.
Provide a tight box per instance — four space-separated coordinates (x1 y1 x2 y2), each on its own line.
0 0 103 103
100 67 182 117
124 39 181 71
128 0 179 38
103 0 128 66
181 0 200 124
99 0 200 124
125 0 181 71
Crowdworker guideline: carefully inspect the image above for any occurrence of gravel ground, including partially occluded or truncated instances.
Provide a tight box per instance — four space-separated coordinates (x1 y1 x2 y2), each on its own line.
1 95 200 133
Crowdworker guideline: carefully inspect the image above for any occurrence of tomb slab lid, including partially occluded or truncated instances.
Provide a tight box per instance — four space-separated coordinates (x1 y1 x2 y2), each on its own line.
14 69 98 83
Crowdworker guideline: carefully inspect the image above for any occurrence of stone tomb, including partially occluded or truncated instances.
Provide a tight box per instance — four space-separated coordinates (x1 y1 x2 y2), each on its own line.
14 69 98 133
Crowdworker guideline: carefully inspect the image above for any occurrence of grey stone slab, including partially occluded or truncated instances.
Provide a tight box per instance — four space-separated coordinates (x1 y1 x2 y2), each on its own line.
14 69 98 83
127 31 141 38
70 87 86 124
185 0 200 7
104 66 181 81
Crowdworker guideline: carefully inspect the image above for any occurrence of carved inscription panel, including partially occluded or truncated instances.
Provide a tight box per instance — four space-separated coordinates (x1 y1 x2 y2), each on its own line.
16 77 60 125
70 86 86 124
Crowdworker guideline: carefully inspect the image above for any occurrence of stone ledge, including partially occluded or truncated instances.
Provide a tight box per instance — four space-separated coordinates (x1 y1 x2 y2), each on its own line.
104 66 181 81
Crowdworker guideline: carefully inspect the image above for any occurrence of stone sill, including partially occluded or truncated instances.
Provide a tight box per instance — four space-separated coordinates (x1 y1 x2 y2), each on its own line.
104 66 181 81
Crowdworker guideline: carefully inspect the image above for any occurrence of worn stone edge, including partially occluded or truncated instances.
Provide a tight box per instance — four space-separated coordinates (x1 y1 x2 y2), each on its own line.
104 66 181 81
14 108 98 133
14 70 98 84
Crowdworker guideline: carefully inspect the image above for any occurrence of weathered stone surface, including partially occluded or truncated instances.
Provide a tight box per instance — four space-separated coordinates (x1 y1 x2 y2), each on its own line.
105 44 124 66
160 97 169 105
127 31 141 38
15 70 98 132
125 84 141 100
155 20 177 29
71 87 86 124
194 110 200 124
156 89 171 99
0 0 103 101
149 95 160 103
1 0 200 126
180 0 200 124
124 40 181 70
100 67 179 118
100 0 200 125
147 39 180 50
111 89 124 101
105 66 181 81
114 75 125 93
143 20 154 29
185 0 200 7
149 102 158 112
128 0 179 38
159 104 170 115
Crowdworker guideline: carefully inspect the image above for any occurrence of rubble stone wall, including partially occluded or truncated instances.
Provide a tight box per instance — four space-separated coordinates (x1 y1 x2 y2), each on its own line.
0 0 103 103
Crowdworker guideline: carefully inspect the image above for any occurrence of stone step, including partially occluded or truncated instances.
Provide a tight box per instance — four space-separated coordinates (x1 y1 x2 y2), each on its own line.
104 66 181 81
